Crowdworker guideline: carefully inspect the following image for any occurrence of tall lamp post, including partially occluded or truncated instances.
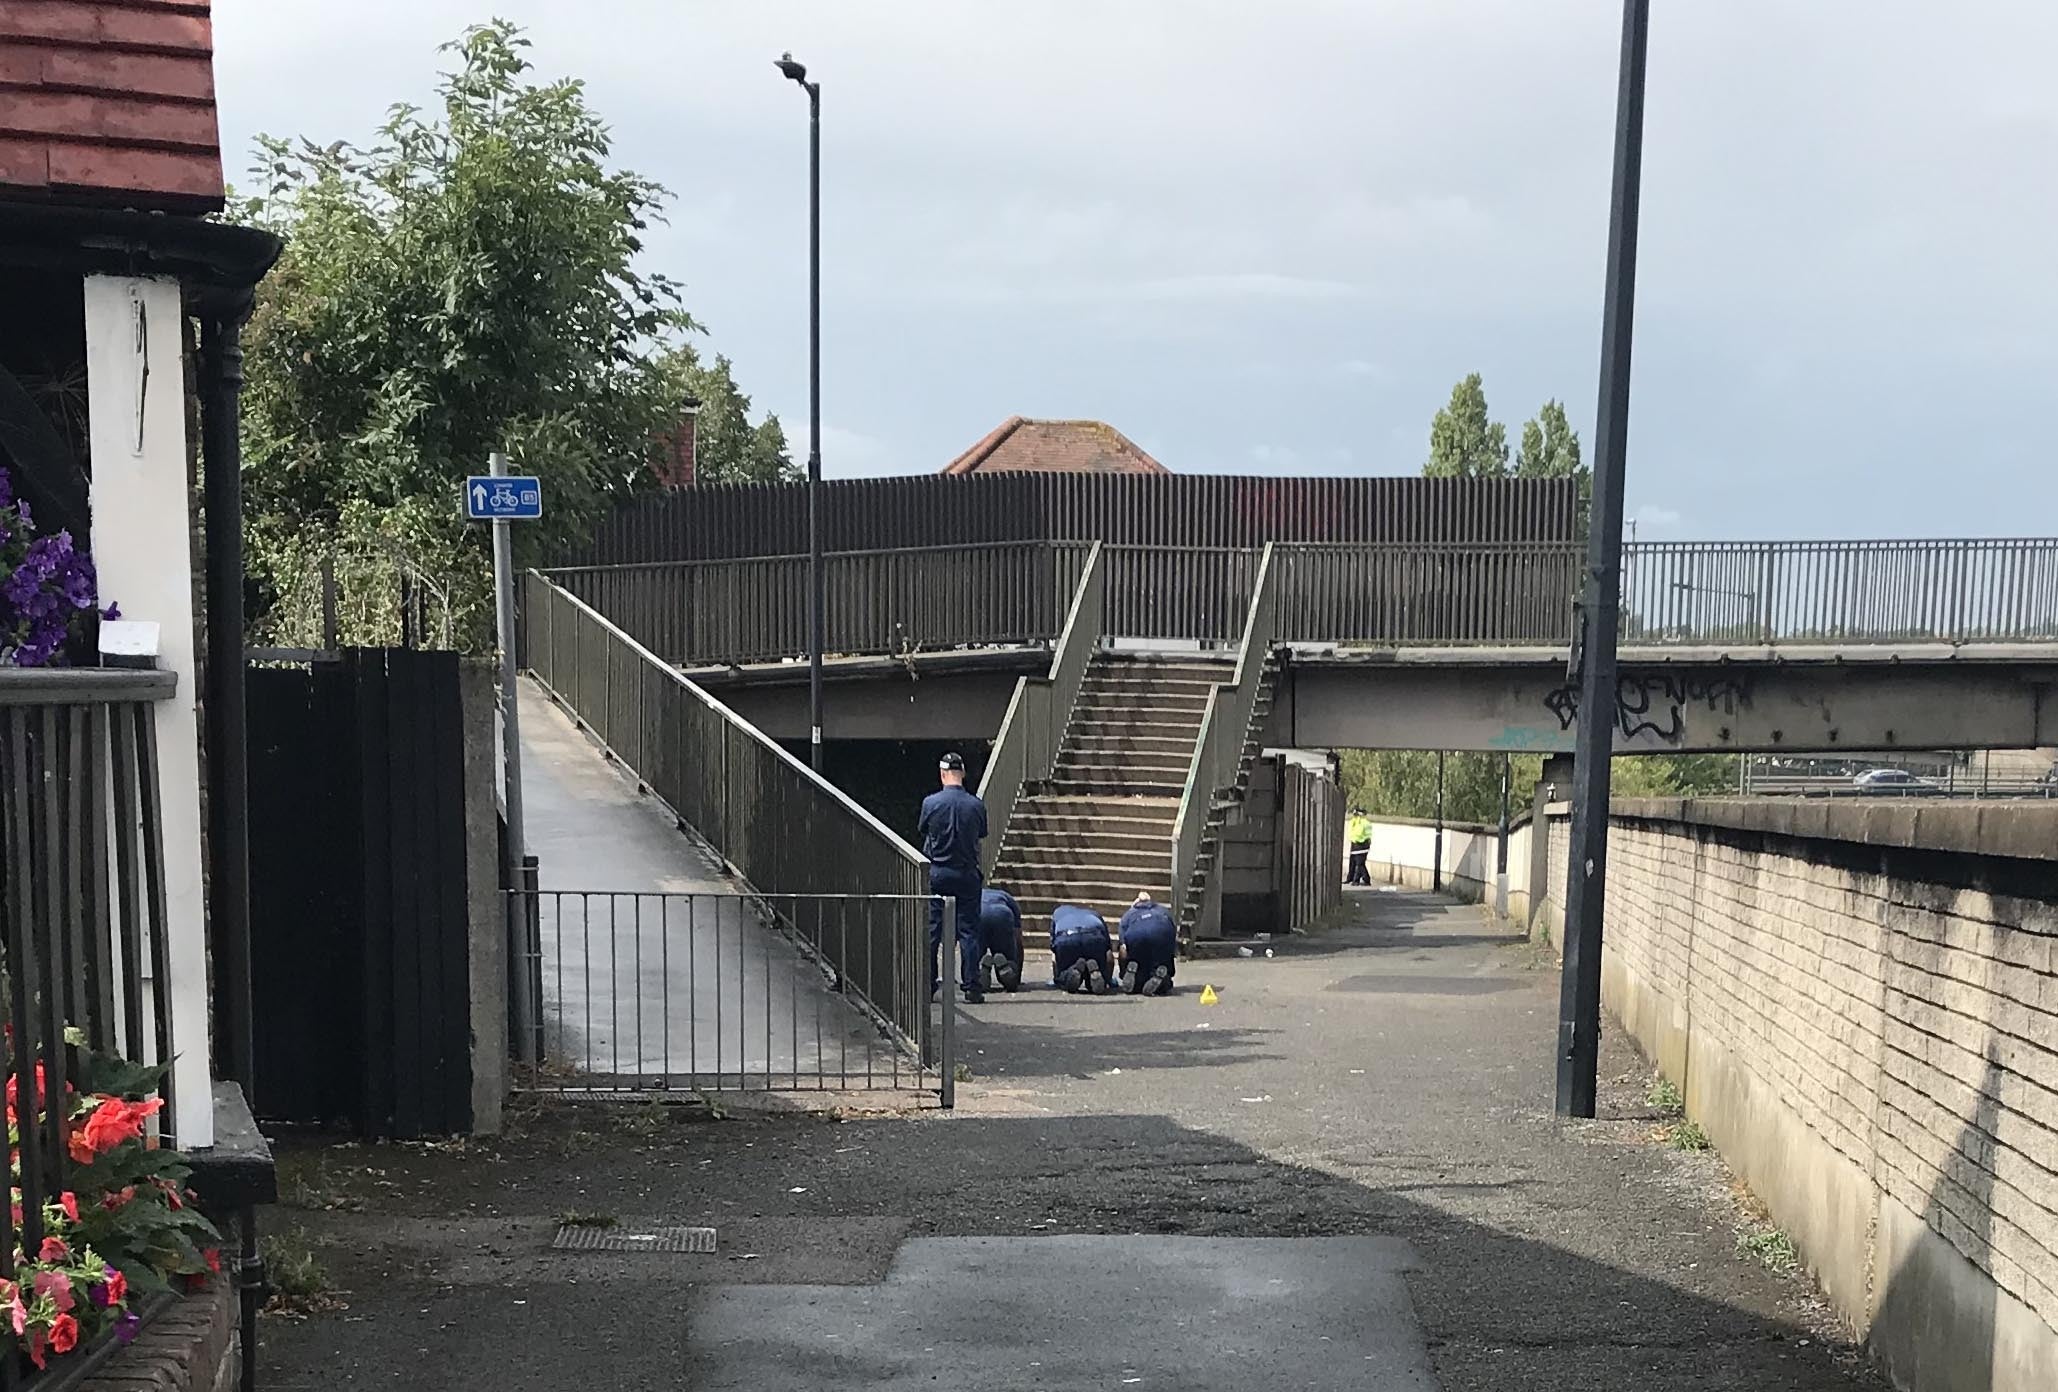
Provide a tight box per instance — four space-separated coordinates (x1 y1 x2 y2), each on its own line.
1556 0 1650 1119
777 51 827 773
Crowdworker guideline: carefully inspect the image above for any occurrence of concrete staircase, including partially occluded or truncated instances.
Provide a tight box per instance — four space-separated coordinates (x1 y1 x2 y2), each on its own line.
992 653 1231 946
1179 653 1281 936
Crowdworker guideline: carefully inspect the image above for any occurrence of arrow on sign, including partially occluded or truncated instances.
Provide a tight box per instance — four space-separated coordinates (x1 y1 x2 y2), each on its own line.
472 482 489 511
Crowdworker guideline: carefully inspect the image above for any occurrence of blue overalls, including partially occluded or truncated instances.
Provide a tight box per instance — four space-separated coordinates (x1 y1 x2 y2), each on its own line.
1049 905 1114 992
978 888 1024 992
1119 902 1179 995
919 784 988 996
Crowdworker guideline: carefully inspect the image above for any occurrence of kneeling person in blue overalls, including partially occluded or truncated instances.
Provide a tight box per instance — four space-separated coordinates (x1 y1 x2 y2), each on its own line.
978 887 1024 993
1119 893 1179 996
1049 904 1115 994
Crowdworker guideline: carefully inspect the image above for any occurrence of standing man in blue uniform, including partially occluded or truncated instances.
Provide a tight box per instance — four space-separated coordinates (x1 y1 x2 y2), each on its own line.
1049 904 1115 994
1118 892 1179 996
918 751 988 1003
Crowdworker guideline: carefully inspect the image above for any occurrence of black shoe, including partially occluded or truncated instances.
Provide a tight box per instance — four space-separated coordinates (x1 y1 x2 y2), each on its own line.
997 959 1022 993
1057 963 1084 993
961 987 986 1004
1120 961 1140 994
1143 965 1171 997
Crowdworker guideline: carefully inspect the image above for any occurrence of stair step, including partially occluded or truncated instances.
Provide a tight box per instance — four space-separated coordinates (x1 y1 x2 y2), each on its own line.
1063 734 1202 755
1054 758 1195 779
1002 826 1170 852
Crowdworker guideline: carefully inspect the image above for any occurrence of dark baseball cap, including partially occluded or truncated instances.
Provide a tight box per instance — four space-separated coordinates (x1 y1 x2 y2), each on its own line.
939 751 966 771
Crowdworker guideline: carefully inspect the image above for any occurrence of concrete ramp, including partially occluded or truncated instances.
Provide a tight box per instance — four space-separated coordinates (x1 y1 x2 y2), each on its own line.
519 682 911 1088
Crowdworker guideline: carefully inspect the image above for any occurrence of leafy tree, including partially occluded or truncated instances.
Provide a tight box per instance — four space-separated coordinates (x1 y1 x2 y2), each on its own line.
237 22 782 644
1349 376 1730 818
1516 399 1582 480
1423 373 1508 478
666 347 795 485
1341 748 1739 823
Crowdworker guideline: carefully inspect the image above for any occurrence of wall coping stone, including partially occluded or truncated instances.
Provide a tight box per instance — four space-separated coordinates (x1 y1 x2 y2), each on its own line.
1611 797 2058 864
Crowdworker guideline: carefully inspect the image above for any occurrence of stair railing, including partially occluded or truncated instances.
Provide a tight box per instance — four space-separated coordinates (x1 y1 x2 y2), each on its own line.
978 542 1107 875
1172 542 1281 930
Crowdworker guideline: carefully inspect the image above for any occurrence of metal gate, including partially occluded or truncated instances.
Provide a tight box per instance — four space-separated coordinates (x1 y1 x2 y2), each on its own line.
510 889 955 1102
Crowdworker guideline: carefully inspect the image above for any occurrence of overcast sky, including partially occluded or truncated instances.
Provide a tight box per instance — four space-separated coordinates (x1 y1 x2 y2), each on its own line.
213 2 2057 539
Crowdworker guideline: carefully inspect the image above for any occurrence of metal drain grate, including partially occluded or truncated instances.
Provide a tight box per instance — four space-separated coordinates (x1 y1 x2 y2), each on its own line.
551 1224 718 1254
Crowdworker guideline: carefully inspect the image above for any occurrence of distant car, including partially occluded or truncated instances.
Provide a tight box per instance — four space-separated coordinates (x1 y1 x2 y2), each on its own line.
1852 768 1941 796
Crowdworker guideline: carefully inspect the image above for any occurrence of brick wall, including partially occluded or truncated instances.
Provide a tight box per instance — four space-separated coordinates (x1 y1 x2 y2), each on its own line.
1538 800 2058 1392
81 1278 238 1392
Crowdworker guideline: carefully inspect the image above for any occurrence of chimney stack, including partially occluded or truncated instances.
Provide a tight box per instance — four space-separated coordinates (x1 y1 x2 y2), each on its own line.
655 396 702 488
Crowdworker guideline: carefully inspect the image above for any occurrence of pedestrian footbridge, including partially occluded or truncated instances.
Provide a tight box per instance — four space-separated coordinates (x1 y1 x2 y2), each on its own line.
523 534 2058 945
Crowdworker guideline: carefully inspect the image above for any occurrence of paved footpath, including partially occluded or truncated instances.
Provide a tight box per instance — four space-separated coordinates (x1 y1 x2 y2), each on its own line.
258 888 1891 1391
520 683 881 1084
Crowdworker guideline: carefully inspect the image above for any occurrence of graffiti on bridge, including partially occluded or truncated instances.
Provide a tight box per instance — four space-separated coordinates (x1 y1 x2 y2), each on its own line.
1542 673 1752 744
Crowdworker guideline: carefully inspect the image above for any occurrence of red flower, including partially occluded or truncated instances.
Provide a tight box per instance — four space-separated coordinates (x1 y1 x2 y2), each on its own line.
32 1270 72 1314
57 1191 77 1222
38 1236 69 1263
101 1185 136 1212
25 1325 45 1370
101 1269 126 1307
48 1312 77 1355
69 1095 161 1163
202 1247 221 1274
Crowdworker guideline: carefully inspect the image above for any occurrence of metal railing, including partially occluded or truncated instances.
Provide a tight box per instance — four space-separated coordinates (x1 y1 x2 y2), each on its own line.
520 572 936 1068
1274 541 1580 646
1 672 181 1357
543 537 2058 668
978 543 1107 876
1103 545 1263 645
543 541 1092 668
1620 539 2058 646
1172 544 1282 930
511 890 944 1094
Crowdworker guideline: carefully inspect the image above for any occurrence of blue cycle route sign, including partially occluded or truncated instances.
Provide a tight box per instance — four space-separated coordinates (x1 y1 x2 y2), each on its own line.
464 475 543 521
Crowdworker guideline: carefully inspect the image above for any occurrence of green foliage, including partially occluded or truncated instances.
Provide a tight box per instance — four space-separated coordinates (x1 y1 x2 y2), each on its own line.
1664 1119 1712 1152
1515 398 1584 480
668 346 795 485
1646 1076 1685 1116
1339 749 1741 824
1423 373 1509 478
262 1228 339 1314
237 21 783 645
1736 1225 1800 1275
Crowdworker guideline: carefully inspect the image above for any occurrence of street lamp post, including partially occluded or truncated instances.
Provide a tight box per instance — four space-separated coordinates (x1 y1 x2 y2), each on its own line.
778 52 827 774
1557 0 1651 1119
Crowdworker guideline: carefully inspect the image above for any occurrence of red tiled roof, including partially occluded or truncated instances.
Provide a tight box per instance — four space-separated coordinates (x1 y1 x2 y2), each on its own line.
0 0 223 213
941 416 1168 476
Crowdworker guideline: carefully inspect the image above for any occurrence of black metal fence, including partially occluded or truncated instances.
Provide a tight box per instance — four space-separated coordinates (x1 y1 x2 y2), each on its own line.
547 542 1087 668
0 672 179 1322
1272 543 1581 646
520 572 936 1070
574 472 1582 565
512 890 944 1094
1620 539 2058 646
548 536 2058 668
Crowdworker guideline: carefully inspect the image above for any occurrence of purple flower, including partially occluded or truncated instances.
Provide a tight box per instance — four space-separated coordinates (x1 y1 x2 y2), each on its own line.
88 1282 111 1310
100 602 120 622
114 1310 141 1345
0 467 14 510
60 566 94 611
3 566 39 608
